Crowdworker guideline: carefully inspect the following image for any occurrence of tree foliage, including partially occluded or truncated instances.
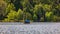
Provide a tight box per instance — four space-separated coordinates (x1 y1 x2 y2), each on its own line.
1 0 60 22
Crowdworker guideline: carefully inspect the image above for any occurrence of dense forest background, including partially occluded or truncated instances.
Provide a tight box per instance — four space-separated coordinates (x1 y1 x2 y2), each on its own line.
0 0 60 22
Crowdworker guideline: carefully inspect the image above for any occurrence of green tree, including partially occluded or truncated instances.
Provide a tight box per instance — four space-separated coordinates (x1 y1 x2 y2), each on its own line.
3 10 17 22
16 9 23 20
5 3 15 16
6 10 17 20
33 3 44 22
2 0 60 22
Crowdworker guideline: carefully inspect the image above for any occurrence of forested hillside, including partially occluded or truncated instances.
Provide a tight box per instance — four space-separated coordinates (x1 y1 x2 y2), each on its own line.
0 0 60 22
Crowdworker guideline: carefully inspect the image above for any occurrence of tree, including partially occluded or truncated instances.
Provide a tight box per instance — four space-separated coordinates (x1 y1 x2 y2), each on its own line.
2 0 60 22
6 10 17 20
16 9 23 20
3 10 17 22
5 3 15 15
0 0 7 20
33 3 44 22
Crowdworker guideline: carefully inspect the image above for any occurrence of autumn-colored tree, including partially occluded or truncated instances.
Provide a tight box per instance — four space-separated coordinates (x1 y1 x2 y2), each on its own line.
0 0 7 20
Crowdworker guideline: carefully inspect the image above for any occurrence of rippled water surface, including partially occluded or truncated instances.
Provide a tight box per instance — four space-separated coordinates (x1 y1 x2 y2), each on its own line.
0 23 60 34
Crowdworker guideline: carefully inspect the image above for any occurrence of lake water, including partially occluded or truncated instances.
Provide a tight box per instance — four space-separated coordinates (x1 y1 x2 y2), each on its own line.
0 23 60 34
